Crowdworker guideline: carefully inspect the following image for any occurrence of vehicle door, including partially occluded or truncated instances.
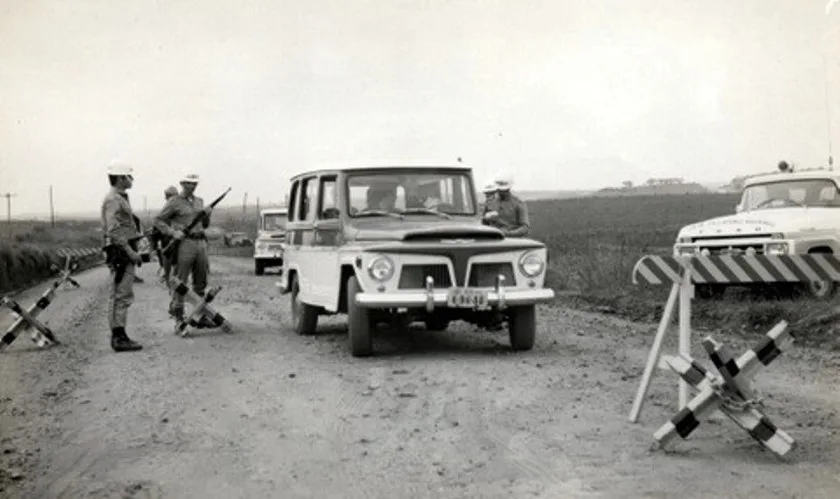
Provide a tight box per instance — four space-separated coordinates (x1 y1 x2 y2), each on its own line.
311 174 342 311
286 176 318 303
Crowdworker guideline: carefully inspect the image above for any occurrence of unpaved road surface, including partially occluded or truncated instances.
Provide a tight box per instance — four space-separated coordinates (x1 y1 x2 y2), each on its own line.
1 256 839 498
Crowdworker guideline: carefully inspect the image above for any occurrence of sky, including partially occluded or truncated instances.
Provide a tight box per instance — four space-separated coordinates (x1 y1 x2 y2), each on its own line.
1 0 840 217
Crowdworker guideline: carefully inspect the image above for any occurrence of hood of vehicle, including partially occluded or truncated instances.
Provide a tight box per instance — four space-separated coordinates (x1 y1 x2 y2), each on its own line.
346 218 505 242
679 207 839 238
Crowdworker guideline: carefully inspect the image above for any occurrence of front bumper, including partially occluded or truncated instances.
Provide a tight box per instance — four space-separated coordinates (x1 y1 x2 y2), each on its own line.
355 288 555 310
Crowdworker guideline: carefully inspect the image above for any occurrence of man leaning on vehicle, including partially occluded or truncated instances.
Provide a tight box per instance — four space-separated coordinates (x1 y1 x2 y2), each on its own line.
483 174 530 237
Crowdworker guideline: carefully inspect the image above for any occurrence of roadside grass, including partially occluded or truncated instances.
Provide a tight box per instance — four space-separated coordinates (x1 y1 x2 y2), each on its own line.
530 195 840 348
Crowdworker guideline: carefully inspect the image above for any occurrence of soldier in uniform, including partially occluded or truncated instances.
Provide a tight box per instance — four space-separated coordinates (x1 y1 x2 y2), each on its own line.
488 174 530 237
154 173 214 327
100 161 144 352
151 186 179 284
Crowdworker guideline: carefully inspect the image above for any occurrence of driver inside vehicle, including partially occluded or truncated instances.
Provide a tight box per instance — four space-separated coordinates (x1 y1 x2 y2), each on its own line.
365 182 399 211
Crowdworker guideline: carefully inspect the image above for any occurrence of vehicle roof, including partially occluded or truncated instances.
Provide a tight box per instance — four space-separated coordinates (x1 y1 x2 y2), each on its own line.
289 160 474 180
260 208 287 215
743 167 840 187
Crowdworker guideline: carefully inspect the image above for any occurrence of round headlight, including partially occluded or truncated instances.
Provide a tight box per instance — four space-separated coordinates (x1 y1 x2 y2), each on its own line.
367 256 395 282
518 252 545 277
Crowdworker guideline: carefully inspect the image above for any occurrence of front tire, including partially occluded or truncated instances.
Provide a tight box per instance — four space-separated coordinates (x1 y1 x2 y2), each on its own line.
291 277 318 335
507 305 536 351
346 275 372 357
255 260 265 275
805 250 837 300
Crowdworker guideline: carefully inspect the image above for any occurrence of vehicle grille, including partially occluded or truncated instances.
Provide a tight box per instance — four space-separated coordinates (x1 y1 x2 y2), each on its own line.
698 244 764 255
468 263 516 287
398 264 452 289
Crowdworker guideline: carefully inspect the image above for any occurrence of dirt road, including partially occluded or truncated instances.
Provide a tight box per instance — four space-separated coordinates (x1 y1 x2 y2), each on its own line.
1 256 839 498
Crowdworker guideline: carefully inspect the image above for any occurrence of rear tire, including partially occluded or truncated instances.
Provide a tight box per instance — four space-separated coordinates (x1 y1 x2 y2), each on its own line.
507 305 536 351
347 275 373 357
291 277 318 335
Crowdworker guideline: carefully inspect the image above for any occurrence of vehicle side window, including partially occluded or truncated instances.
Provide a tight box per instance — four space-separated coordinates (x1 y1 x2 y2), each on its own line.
299 177 317 221
318 176 339 219
288 181 300 221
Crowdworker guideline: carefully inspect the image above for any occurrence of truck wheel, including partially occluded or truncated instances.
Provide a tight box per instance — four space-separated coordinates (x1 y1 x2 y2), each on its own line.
805 250 837 300
291 277 318 335
425 316 450 331
347 275 372 357
507 305 536 351
255 261 264 275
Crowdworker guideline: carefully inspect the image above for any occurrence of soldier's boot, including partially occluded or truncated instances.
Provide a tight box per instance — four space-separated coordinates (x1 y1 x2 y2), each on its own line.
111 327 142 352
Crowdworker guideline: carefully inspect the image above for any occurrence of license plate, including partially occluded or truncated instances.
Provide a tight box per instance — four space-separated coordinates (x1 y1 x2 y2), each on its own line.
446 288 489 309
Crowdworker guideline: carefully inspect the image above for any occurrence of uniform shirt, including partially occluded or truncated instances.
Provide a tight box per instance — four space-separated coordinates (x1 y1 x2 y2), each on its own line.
101 187 141 251
154 193 208 238
495 193 530 237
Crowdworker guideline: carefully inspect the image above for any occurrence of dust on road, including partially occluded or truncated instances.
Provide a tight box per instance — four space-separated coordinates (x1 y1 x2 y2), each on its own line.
1 256 839 498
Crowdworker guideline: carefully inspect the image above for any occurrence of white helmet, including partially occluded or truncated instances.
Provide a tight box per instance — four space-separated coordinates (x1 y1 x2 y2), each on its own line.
180 173 200 184
481 181 497 194
494 173 513 191
107 159 133 176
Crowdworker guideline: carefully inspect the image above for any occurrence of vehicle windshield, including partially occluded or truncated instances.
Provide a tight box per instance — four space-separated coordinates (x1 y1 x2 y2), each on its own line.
346 170 476 217
262 213 288 230
739 179 840 211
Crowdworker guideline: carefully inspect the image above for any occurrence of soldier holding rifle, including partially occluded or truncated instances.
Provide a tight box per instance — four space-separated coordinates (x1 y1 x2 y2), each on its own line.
154 173 229 328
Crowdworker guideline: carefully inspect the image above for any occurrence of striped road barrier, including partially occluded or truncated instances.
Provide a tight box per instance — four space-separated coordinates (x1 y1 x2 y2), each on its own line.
0 267 79 352
653 321 796 457
167 277 233 337
627 253 840 424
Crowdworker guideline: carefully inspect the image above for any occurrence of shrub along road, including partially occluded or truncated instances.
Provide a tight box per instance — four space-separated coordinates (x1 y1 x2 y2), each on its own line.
1 257 839 498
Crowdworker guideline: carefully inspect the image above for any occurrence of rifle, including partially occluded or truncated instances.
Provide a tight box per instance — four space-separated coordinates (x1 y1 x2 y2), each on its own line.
161 187 232 261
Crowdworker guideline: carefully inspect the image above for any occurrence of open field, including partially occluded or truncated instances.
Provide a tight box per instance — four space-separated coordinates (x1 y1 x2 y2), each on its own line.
3 192 840 348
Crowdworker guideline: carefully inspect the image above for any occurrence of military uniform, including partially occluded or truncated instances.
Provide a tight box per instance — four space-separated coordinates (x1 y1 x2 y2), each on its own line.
100 161 143 351
102 187 141 329
154 193 210 320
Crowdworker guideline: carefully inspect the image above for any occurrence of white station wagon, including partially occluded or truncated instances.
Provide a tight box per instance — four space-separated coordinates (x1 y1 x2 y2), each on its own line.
276 161 556 357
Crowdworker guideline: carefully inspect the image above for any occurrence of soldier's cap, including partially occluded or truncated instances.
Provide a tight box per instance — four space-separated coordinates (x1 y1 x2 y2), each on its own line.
107 160 133 178
481 181 497 194
180 173 200 184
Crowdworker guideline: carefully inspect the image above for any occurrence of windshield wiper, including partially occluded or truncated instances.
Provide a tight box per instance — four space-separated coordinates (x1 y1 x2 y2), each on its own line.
399 208 452 219
354 210 404 220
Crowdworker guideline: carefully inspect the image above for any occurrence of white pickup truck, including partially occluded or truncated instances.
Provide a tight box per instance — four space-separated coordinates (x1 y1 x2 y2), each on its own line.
253 208 288 275
673 163 840 299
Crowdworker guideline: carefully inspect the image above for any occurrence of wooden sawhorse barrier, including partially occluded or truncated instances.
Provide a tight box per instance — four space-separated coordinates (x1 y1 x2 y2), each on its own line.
0 259 83 351
627 253 840 423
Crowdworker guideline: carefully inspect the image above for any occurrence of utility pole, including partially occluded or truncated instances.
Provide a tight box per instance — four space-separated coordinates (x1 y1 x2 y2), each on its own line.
2 192 17 240
49 185 55 228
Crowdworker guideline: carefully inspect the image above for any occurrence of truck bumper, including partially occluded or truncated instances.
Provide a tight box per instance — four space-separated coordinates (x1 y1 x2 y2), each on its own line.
354 288 556 311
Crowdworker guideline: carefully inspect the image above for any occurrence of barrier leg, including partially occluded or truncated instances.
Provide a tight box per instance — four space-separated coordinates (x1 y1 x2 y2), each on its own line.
628 282 680 423
1 297 59 346
678 269 693 410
